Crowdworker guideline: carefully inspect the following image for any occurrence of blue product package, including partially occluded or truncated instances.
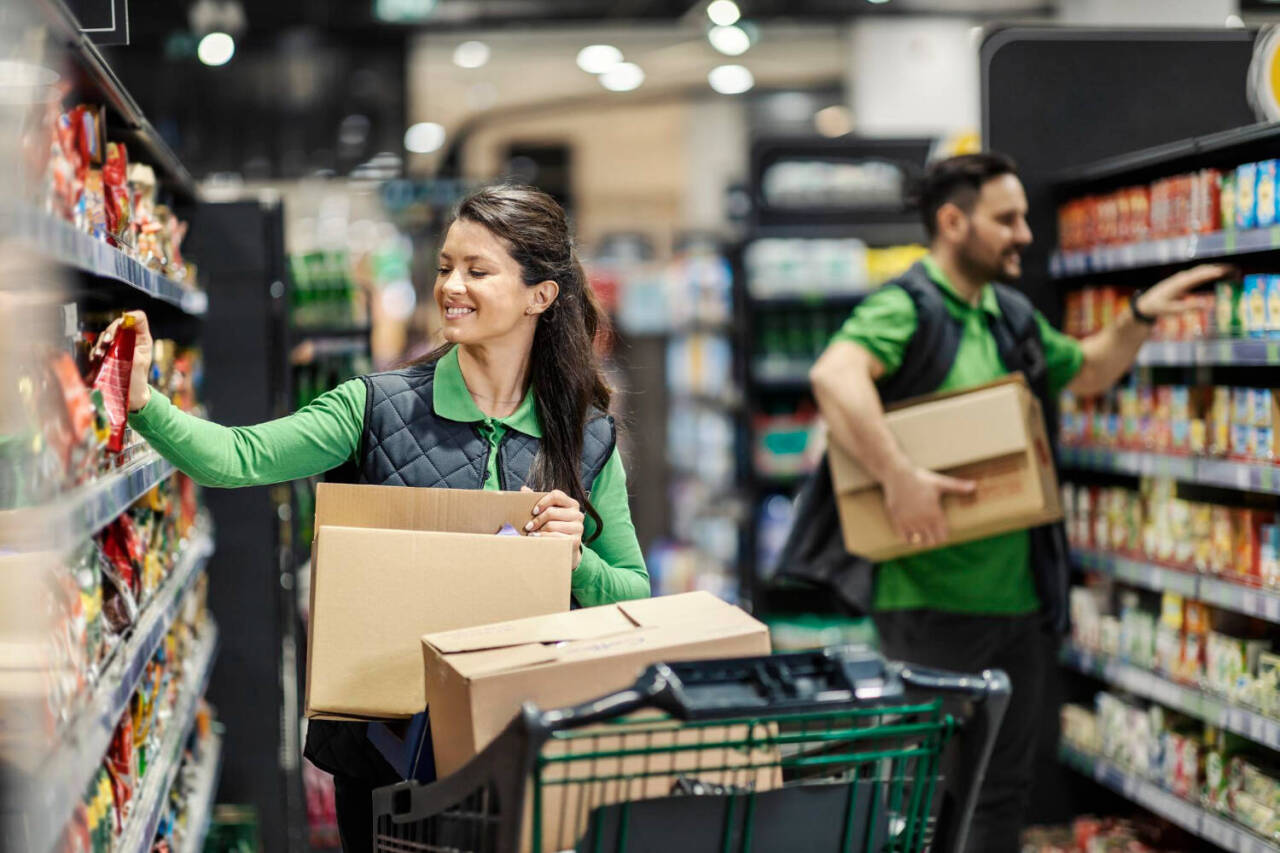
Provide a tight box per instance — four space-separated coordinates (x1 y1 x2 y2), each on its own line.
1244 275 1268 337
1268 276 1280 335
1256 389 1275 428
1260 160 1279 228
1238 162 1259 229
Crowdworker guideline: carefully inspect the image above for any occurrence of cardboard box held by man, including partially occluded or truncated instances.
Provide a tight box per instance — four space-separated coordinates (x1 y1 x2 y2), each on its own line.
829 375 1063 561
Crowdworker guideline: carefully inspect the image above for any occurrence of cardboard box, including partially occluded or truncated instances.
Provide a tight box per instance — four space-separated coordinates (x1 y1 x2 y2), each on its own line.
305 483 575 720
421 590 772 778
827 375 1063 561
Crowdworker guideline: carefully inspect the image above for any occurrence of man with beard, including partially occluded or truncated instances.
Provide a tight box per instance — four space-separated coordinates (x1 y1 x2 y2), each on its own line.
807 152 1226 852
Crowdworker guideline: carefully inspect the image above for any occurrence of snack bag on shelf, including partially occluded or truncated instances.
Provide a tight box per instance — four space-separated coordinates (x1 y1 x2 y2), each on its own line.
1244 277 1268 338
129 163 162 268
1221 171 1237 231
78 169 107 240
102 142 132 248
1216 280 1241 337
89 318 137 453
106 714 135 831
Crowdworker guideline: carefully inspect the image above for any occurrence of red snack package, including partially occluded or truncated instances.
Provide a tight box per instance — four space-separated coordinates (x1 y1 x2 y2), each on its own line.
106 715 134 828
90 319 136 453
103 142 132 246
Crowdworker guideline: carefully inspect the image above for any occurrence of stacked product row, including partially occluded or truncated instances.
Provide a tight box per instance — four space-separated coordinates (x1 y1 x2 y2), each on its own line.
1069 582 1277 710
1057 156 1280 252
30 101 195 286
7 317 201 508
1023 816 1193 853
1066 278 1280 342
1062 694 1280 842
743 239 925 298
1062 477 1280 588
1060 378 1280 464
288 252 366 331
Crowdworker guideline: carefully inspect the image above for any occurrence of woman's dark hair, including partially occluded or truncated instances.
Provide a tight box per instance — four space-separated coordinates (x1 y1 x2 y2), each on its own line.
917 151 1019 239
422 184 612 539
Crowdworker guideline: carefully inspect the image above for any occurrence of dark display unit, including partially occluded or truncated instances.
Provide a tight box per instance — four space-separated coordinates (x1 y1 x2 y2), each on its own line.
983 26 1279 842
735 137 931 618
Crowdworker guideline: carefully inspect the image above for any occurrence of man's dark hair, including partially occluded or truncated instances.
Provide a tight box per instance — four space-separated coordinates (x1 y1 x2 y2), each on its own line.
917 152 1019 239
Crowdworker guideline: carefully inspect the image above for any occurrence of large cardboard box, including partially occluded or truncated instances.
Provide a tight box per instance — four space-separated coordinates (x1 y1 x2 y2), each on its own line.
829 375 1063 561
305 483 574 720
422 592 777 853
420 590 772 777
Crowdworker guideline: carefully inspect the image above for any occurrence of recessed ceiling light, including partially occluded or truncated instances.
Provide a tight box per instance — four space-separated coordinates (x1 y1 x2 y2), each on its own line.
600 62 645 92
404 122 446 154
708 25 751 57
577 44 623 74
452 40 490 69
706 0 741 27
197 32 235 66
708 64 754 95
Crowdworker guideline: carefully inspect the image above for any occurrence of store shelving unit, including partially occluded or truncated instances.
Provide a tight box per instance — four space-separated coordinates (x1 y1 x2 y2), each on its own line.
1059 447 1280 495
1061 645 1280 752
6 4 223 851
0 452 176 552
1075 549 1280 622
1136 339 1280 367
5 206 207 315
1060 743 1280 853
30 530 214 851
736 137 931 616
178 728 224 853
1052 123 1280 843
113 623 219 853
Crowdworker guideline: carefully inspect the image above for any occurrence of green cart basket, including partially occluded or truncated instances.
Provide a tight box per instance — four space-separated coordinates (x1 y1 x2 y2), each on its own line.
371 646 1010 853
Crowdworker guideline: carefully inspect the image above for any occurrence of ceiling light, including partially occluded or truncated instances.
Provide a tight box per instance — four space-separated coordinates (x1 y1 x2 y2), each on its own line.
404 122 446 154
706 0 741 27
577 44 623 74
708 25 751 57
600 62 645 92
452 40 490 69
708 64 753 95
814 105 854 137
866 0 891 4
197 32 235 66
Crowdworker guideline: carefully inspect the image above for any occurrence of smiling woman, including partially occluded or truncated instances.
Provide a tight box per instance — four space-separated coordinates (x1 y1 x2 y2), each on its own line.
108 183 649 853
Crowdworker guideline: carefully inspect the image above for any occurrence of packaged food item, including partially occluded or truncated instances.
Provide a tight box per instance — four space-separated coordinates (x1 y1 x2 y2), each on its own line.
89 318 137 453
1182 631 1206 682
1236 509 1261 578
78 168 107 240
1217 280 1241 337
71 103 105 167
1222 171 1238 231
1193 503 1215 572
102 142 132 247
1258 160 1278 228
1244 276 1268 337
1238 162 1259 229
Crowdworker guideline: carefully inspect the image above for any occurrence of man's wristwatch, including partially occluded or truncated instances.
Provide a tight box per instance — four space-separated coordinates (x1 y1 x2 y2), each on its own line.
1130 289 1157 326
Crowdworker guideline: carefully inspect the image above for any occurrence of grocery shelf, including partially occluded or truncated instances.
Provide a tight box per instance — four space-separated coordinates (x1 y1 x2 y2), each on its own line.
1060 742 1279 853
1058 446 1280 495
1196 575 1280 623
1052 120 1280 194
1050 227 1280 279
5 206 207 316
1136 339 1280 367
0 451 176 553
115 621 220 853
1061 645 1280 752
1073 548 1199 598
177 729 223 853
27 531 213 853
38 0 198 200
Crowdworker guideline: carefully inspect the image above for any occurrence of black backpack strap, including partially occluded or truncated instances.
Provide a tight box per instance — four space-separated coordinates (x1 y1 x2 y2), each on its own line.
877 262 963 405
990 283 1071 634
989 283 1048 401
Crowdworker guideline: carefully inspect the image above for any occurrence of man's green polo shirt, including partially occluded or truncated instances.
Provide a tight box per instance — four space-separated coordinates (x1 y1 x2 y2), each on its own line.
830 255 1084 614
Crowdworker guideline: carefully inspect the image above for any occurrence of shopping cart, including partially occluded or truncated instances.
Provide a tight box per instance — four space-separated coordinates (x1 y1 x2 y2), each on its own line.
371 645 1010 853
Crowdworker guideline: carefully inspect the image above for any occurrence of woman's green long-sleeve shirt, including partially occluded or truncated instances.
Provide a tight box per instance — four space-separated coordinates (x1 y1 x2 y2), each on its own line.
129 348 649 606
